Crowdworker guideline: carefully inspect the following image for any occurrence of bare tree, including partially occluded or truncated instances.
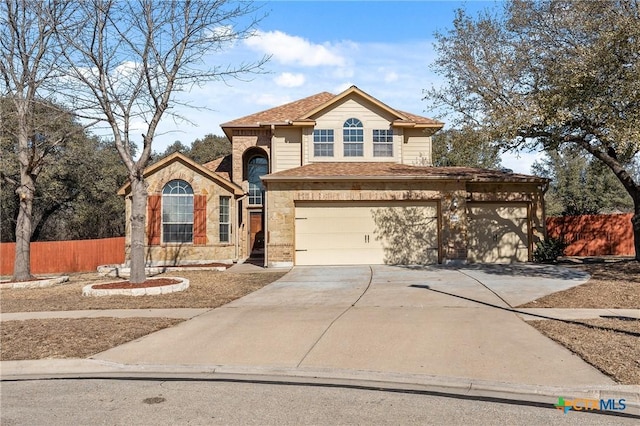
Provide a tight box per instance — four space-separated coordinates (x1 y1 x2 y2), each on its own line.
0 0 78 281
425 0 640 260
57 0 267 283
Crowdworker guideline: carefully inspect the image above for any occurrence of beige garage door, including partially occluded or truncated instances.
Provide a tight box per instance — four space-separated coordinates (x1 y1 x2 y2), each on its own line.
295 202 439 266
467 203 529 263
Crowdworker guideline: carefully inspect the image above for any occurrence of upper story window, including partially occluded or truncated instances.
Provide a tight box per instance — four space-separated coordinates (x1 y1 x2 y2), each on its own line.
343 118 364 157
162 180 193 243
247 155 268 205
373 129 394 157
313 129 334 157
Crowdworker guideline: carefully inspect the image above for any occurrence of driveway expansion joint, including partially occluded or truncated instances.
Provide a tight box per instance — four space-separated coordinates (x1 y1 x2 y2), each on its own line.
295 266 374 368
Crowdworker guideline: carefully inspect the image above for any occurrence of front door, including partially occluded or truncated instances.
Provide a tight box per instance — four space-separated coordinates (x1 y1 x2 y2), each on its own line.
249 211 264 257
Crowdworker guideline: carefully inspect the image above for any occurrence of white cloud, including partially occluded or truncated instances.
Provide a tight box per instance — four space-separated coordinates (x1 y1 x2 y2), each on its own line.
210 25 234 39
114 61 140 79
150 38 445 152
384 71 399 83
245 30 346 67
252 93 293 107
274 72 305 87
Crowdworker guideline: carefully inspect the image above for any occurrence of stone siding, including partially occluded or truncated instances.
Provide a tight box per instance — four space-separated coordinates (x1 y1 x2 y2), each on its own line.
124 161 237 265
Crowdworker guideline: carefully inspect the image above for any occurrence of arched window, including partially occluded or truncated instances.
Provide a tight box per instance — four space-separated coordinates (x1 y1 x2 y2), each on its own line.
343 118 364 157
162 180 194 243
247 155 268 205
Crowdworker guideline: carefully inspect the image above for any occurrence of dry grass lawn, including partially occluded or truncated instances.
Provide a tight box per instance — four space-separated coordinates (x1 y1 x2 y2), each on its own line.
521 259 640 385
519 259 640 309
0 270 287 313
0 270 285 362
528 318 640 385
1 318 182 360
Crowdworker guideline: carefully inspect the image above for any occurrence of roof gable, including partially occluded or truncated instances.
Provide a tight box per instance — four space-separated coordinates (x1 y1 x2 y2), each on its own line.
219 86 443 135
301 86 408 122
117 152 243 196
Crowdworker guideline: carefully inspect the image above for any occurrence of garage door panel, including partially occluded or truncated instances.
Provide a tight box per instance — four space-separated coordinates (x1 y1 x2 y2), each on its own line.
467 203 529 263
295 248 384 265
295 203 439 266
296 217 376 233
296 232 384 249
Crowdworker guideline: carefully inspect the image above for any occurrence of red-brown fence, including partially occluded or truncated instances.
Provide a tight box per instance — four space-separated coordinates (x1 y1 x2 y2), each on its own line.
546 214 634 256
0 237 125 276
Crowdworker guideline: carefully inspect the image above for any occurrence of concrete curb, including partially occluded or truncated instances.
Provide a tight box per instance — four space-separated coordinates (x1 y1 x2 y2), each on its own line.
2 359 638 416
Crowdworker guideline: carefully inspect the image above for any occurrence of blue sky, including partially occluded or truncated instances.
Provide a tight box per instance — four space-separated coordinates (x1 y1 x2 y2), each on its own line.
151 0 541 173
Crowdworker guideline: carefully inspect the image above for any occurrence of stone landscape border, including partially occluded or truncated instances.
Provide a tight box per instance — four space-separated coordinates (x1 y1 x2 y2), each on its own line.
0 276 69 289
82 277 189 297
97 264 228 277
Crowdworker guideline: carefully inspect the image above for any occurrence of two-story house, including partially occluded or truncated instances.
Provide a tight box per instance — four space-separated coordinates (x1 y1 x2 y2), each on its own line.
119 86 547 267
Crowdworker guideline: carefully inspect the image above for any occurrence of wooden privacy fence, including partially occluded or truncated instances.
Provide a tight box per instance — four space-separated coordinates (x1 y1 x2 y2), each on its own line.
546 213 634 256
0 237 125 276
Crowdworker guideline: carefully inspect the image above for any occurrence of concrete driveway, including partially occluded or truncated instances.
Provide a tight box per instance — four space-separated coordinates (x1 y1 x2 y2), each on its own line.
94 264 613 387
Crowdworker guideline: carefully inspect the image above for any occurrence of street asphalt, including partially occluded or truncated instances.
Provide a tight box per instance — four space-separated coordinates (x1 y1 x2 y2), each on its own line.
1 263 639 416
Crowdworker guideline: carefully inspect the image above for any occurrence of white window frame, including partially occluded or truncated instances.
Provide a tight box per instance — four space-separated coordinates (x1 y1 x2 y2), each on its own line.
313 129 334 157
219 196 231 243
373 129 394 157
162 180 194 244
343 118 364 157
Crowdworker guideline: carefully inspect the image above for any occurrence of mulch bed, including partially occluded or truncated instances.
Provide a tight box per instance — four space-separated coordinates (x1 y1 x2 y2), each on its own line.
91 278 181 290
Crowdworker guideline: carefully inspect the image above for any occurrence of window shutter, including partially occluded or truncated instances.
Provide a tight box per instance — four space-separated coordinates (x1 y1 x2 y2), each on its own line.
147 195 161 245
193 195 207 245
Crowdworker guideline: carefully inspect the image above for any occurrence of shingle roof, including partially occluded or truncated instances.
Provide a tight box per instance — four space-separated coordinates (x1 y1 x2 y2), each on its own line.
202 154 232 181
262 162 547 183
396 110 442 126
220 86 443 129
220 92 335 127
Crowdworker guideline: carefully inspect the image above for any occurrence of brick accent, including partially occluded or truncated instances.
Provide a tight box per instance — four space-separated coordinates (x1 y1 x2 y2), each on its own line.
267 243 294 264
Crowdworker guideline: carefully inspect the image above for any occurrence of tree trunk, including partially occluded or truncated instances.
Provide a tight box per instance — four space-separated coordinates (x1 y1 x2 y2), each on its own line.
12 180 35 281
129 176 148 284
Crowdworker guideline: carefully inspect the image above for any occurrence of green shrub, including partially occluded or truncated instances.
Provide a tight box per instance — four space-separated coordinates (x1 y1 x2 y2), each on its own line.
533 237 568 263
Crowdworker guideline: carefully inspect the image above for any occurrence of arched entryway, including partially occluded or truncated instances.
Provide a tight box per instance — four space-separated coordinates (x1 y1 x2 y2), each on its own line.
243 148 268 258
